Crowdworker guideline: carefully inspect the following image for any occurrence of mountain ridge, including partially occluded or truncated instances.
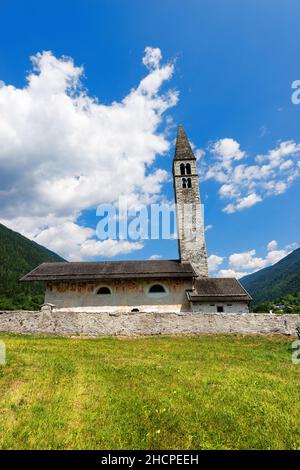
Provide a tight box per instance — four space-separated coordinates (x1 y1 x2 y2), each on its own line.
0 223 64 310
240 247 300 305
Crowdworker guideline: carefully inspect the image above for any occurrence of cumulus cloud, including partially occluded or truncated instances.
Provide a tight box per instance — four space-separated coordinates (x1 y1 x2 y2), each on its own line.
208 254 224 272
214 240 297 278
31 221 143 261
203 138 300 213
142 47 163 70
218 269 249 279
265 248 289 265
0 47 178 260
228 244 291 272
195 148 205 160
211 138 245 164
79 239 143 260
229 249 267 271
267 240 278 251
223 193 262 213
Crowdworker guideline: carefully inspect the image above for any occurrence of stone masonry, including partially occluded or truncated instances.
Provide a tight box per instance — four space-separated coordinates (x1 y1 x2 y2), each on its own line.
173 126 208 277
0 310 299 337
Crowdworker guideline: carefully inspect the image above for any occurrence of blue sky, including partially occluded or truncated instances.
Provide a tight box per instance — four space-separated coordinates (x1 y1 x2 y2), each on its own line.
0 0 299 277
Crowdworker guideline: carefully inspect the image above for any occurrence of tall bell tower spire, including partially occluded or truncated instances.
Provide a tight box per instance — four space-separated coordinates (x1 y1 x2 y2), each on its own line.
173 125 208 277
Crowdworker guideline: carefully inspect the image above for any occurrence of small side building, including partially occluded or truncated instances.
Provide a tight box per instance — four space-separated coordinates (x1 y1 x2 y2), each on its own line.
187 278 251 314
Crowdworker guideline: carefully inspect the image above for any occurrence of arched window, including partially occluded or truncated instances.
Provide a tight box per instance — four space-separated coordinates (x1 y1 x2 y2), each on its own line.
182 178 187 188
96 286 111 295
180 163 186 175
149 284 166 294
186 163 191 175
187 177 192 188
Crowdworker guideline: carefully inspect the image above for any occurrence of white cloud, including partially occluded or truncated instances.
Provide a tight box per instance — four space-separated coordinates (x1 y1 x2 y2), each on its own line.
33 221 93 261
285 242 299 251
223 193 262 213
79 239 143 261
0 47 178 260
219 183 239 199
205 224 213 232
265 249 288 265
195 148 205 160
280 159 293 170
236 193 262 210
222 204 235 214
229 249 267 271
142 47 163 70
228 246 288 272
267 240 277 251
208 254 223 272
218 269 248 279
229 244 290 272
211 138 245 164
214 240 297 278
11 219 143 261
148 254 162 260
204 137 300 213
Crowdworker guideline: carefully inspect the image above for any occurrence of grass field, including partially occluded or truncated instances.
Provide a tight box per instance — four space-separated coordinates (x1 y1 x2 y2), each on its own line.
0 334 299 450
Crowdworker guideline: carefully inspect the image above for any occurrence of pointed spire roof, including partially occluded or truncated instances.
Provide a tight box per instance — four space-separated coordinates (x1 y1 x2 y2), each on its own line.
174 125 196 161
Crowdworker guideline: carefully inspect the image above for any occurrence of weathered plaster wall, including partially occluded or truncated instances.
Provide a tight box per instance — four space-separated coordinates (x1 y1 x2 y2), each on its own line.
45 279 192 313
0 311 299 336
191 302 249 314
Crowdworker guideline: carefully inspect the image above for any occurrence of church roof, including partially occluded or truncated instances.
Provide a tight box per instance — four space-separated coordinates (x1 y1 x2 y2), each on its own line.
21 260 196 281
173 125 196 161
187 277 252 302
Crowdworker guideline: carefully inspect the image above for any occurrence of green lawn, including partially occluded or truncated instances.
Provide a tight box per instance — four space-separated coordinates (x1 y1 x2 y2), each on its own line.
0 334 299 450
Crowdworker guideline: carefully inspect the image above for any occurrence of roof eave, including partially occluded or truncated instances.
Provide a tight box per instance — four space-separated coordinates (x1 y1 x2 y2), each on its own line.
21 272 195 282
187 293 251 302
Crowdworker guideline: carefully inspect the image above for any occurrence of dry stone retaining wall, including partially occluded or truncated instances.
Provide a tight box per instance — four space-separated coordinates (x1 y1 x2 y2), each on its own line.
0 310 299 336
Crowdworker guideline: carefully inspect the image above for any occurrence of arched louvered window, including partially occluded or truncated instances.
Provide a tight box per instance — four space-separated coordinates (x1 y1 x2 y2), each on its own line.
187 177 192 188
186 163 191 175
180 163 186 175
182 178 187 188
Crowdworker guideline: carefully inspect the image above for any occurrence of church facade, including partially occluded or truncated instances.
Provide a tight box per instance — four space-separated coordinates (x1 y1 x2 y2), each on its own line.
22 126 251 314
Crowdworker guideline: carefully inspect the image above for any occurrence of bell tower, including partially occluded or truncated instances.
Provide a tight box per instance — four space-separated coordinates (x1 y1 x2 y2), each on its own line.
173 125 208 277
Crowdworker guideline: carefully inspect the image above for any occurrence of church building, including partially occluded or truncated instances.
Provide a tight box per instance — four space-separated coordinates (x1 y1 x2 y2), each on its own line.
21 125 251 314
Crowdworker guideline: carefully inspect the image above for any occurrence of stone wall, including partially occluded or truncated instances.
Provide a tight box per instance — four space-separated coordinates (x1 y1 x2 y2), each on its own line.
0 310 299 337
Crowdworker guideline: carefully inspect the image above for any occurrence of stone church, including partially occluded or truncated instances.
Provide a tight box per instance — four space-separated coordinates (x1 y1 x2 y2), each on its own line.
22 125 251 314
